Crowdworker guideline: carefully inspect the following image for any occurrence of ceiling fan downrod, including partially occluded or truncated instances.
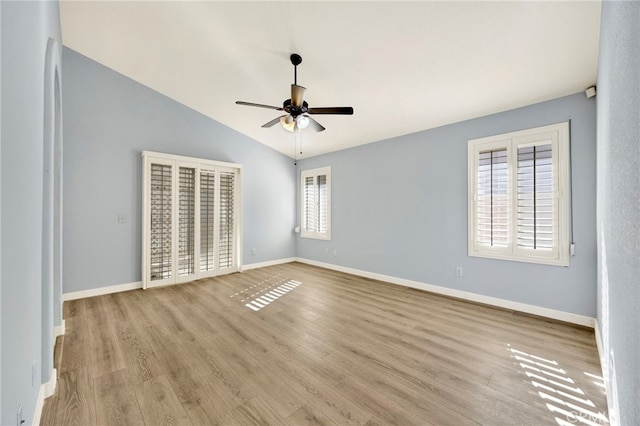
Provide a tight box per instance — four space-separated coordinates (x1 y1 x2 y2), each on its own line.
290 53 302 85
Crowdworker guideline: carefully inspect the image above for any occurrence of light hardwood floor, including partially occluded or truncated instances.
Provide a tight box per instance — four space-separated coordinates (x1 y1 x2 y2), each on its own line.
41 262 608 425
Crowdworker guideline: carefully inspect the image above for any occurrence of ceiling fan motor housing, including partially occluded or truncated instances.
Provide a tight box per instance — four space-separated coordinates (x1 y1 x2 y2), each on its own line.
283 99 308 118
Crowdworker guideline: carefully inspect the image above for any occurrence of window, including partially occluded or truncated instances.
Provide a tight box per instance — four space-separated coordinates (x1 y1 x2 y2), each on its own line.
301 166 331 240
143 151 242 289
468 122 569 266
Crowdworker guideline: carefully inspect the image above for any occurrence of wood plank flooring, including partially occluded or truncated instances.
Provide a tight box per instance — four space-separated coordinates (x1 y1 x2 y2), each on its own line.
41 262 608 425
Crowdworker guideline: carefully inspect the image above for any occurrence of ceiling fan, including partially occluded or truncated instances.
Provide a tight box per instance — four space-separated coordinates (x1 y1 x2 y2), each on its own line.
236 54 354 133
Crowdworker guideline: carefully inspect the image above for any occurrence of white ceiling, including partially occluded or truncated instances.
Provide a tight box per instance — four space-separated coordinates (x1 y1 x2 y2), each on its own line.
60 1 601 159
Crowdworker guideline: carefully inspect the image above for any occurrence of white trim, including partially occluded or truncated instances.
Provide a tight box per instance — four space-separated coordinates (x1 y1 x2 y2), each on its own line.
54 319 65 338
60 259 296 301
32 368 57 426
60 260 596 327
62 281 142 301
243 257 297 271
594 320 605 370
141 150 242 170
295 257 595 327
594 321 619 426
236 171 244 275
43 368 57 398
38 293 64 425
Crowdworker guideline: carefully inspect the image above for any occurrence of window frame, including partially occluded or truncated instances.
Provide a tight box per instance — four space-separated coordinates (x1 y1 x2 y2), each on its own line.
300 166 332 240
467 122 570 266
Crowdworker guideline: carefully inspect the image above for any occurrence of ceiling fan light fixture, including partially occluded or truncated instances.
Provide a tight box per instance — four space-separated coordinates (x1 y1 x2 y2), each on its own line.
280 115 295 132
296 115 310 129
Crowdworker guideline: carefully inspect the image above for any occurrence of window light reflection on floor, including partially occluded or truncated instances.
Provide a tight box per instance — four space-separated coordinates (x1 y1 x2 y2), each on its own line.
584 372 606 390
230 277 302 311
508 345 609 426
245 280 301 311
230 274 287 299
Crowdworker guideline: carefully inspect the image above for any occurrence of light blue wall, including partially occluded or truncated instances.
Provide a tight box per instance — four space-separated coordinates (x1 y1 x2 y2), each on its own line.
62 48 296 294
596 1 640 424
4 1 635 423
297 93 597 317
1 1 62 424
0 1 3 418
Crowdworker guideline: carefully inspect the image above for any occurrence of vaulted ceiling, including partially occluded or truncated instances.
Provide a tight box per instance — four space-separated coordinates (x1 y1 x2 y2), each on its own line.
60 1 601 159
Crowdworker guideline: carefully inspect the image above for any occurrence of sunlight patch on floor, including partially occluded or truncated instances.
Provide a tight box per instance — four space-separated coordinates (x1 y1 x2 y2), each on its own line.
233 277 302 311
508 345 608 426
230 273 287 298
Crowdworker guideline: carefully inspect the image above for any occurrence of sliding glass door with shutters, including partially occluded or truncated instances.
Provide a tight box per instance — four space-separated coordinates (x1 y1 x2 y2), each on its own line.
142 151 242 289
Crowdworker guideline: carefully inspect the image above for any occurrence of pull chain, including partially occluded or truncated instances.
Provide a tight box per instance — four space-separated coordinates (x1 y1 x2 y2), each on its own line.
299 129 303 157
294 130 301 165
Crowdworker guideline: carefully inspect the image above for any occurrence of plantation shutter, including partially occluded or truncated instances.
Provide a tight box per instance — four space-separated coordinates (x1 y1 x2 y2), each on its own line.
301 167 331 240
468 122 568 266
303 175 316 232
178 167 196 277
218 171 235 270
149 163 172 281
317 174 328 233
477 149 508 247
517 143 554 250
200 170 216 272
143 152 241 289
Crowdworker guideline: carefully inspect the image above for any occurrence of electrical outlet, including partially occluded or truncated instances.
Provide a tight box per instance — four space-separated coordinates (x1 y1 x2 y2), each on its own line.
117 214 126 224
455 267 463 277
251 248 257 255
324 248 329 255
333 249 337 256
32 360 36 386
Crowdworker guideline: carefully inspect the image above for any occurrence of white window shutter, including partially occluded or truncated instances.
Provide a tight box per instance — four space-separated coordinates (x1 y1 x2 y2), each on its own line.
178 167 196 277
143 152 241 288
517 143 554 250
301 167 331 240
468 122 569 266
304 175 316 233
149 163 173 281
477 149 508 247
218 170 235 270
317 174 328 234
199 170 216 272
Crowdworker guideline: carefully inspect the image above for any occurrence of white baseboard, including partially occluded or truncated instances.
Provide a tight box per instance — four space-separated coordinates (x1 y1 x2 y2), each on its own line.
32 368 57 426
61 258 298 300
36 323 65 425
295 257 596 328
62 281 142 301
243 257 297 271
43 369 57 399
59 259 596 327
594 321 620 426
594 320 604 368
